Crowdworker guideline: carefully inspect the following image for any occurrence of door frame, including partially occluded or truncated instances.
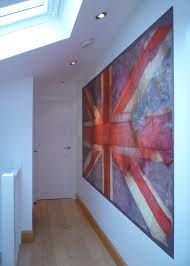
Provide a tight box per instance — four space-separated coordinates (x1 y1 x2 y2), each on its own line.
33 95 77 202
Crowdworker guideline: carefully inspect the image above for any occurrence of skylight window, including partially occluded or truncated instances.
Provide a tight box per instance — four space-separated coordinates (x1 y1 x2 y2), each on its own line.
0 0 83 60
0 0 48 26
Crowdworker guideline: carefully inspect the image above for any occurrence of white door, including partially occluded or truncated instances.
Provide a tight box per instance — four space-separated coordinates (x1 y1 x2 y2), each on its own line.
34 98 76 200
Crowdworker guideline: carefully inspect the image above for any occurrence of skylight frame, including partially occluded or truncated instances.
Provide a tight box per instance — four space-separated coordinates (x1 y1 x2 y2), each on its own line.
0 0 83 61
0 0 49 27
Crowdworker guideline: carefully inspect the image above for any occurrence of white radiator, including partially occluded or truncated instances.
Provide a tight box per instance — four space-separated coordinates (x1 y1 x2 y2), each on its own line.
0 170 21 266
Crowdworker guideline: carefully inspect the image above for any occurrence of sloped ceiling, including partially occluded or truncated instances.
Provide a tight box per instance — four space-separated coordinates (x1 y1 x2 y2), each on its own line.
0 0 144 84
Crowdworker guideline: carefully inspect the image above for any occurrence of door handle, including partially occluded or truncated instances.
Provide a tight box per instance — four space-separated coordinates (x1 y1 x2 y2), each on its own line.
64 146 71 150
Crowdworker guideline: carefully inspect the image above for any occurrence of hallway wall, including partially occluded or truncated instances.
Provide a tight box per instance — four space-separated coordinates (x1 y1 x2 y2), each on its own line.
76 0 190 265
0 77 33 232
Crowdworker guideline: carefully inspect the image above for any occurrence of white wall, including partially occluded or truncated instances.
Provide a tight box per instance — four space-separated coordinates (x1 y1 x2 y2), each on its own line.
76 0 190 265
0 77 33 231
33 80 77 201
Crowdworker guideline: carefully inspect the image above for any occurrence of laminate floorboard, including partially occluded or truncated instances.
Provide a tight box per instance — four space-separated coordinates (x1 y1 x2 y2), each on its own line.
17 199 116 266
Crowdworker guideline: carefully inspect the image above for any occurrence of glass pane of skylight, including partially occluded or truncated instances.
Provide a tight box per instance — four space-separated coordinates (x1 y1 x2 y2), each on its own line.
0 0 45 17
0 0 48 26
0 1 29 9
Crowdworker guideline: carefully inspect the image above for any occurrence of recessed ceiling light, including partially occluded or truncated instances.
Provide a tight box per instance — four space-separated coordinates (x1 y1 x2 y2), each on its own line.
70 60 77 65
96 12 107 20
80 38 95 48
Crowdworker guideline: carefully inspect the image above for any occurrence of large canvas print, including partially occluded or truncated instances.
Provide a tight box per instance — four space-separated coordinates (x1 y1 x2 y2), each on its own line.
82 8 173 257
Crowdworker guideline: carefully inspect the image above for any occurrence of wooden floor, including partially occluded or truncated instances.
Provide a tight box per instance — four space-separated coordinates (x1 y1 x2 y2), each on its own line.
17 199 116 266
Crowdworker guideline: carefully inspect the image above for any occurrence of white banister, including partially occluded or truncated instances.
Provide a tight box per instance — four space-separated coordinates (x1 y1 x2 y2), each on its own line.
0 169 21 266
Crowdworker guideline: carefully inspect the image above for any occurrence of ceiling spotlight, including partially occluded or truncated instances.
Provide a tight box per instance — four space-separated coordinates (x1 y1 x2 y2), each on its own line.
80 38 95 48
96 12 107 20
70 60 77 65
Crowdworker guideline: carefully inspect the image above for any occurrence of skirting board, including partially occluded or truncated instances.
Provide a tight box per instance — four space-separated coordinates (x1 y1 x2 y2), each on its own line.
76 196 128 266
21 231 34 243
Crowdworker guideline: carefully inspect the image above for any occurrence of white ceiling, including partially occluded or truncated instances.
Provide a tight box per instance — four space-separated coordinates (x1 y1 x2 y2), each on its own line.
0 0 144 84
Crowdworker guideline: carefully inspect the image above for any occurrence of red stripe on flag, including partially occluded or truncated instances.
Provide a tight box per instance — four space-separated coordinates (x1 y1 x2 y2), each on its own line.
83 121 136 147
136 112 173 151
104 146 111 198
112 152 172 236
83 150 101 177
102 69 112 198
139 148 173 165
113 25 172 114
111 146 172 165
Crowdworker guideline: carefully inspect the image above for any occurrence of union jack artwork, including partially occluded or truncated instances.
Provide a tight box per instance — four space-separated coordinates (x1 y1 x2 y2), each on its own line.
82 9 173 257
